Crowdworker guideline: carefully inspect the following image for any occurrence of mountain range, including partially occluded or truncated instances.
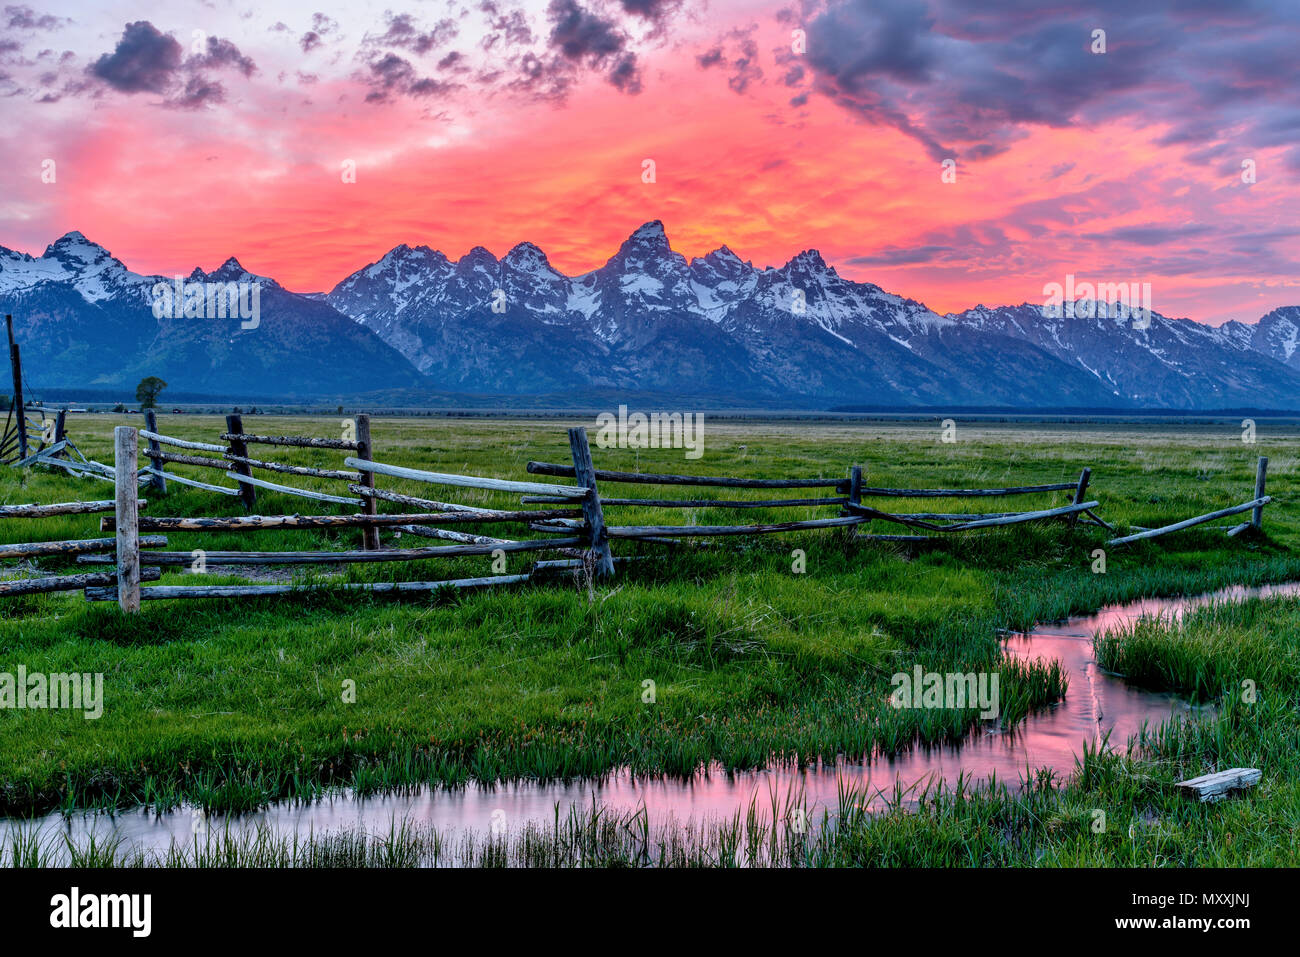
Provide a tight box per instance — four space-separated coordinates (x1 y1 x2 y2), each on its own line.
2 223 1298 410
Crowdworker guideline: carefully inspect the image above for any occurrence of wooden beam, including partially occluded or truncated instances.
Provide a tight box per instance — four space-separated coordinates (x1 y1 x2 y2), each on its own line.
1069 467 1091 530
139 430 227 454
103 508 582 532
527 460 848 490
604 515 869 538
221 432 360 451
1175 767 1261 802
1108 497 1271 546
114 426 141 613
345 457 589 499
157 450 230 471
349 484 499 514
224 453 360 481
75 538 584 565
223 471 363 506
568 427 614 577
857 482 1078 498
0 499 122 518
0 535 166 560
0 567 160 598
139 468 240 496
520 495 850 508
83 574 530 602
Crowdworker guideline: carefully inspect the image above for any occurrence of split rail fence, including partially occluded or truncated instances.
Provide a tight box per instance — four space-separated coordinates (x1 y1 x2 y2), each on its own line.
1 418 1275 612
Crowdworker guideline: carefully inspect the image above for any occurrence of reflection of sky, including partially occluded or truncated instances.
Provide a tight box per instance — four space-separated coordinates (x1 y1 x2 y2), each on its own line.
10 581 1289 862
1 1 1298 324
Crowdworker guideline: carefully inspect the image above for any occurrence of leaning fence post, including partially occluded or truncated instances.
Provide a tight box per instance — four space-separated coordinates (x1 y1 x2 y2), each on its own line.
354 413 379 550
225 412 257 510
114 426 141 613
1069 467 1092 529
143 409 166 494
1252 457 1268 529
567 427 614 577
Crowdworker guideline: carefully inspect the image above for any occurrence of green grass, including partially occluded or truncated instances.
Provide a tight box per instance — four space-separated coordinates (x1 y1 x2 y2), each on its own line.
1 413 1297 865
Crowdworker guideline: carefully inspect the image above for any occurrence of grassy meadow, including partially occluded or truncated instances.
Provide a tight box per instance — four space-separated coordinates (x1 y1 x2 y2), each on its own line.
1 412 1297 866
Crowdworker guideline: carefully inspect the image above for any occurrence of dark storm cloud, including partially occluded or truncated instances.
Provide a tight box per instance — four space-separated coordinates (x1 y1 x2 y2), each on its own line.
85 20 256 108
791 0 1300 166
547 0 642 94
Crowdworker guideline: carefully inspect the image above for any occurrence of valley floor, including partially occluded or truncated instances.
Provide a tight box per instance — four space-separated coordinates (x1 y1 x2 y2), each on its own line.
1 414 1297 866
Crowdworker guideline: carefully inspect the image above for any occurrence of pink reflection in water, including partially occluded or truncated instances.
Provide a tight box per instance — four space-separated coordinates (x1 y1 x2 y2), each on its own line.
10 581 1300 857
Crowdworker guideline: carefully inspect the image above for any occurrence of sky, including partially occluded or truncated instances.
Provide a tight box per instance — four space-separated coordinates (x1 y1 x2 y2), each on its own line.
0 0 1297 324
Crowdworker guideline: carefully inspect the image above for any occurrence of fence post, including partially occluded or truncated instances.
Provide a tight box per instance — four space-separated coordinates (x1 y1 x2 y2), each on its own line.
143 409 166 493
226 412 257 510
7 320 27 460
1069 467 1092 529
354 413 379 550
1252 457 1268 529
114 426 141 613
568 427 614 577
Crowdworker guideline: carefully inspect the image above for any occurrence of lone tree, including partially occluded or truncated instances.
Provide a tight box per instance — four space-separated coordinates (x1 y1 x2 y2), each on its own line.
135 376 168 409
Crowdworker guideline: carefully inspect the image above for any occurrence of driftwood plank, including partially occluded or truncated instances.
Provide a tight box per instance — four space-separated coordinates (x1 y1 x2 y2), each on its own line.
1175 768 1261 802
527 461 848 490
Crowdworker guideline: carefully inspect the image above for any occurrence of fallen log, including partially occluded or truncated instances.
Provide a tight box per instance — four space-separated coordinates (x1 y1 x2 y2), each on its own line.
1175 767 1261 802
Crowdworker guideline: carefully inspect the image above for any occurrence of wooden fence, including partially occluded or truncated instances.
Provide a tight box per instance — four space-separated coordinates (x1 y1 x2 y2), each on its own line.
2 424 1276 612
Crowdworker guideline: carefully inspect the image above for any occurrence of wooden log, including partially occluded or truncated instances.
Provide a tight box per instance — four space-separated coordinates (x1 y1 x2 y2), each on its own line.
842 465 863 518
847 500 1098 531
223 471 363 506
103 508 583 533
143 410 166 494
520 495 850 509
1252 457 1267 529
14 440 68 467
0 567 160 597
224 453 360 482
226 413 257 510
527 461 848 490
345 457 589 498
1083 507 1115 531
0 535 166 560
140 468 241 496
857 482 1077 498
349 484 499 514
0 499 123 518
354 414 379 551
221 432 360 451
157 450 231 471
1175 767 1261 802
1107 497 1271 546
83 573 531 602
114 427 141 613
604 516 869 539
1226 522 1252 538
53 409 66 450
393 525 514 546
139 430 227 454
75 538 585 566
568 427 614 577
